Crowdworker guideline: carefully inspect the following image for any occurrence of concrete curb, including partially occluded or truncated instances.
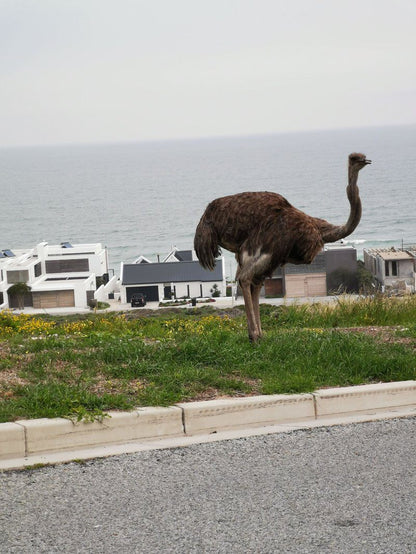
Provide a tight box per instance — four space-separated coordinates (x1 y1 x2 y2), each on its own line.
1 381 415 470
177 393 315 435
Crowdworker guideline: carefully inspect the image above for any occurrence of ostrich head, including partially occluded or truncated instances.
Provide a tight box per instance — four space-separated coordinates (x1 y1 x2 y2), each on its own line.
349 152 372 171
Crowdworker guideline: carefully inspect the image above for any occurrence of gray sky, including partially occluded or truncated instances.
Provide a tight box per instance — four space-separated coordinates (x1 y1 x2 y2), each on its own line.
1 0 415 147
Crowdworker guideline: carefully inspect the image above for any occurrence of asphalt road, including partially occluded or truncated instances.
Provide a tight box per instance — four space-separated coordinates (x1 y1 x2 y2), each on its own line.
1 417 415 554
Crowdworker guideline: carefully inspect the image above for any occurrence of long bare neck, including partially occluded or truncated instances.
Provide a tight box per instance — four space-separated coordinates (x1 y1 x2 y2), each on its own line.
314 165 362 243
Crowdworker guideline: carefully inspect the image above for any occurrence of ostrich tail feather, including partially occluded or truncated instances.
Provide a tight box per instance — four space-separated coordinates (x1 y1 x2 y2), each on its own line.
194 218 219 271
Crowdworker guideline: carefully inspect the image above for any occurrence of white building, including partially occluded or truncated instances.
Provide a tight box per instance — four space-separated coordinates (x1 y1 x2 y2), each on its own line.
364 248 415 293
0 242 109 310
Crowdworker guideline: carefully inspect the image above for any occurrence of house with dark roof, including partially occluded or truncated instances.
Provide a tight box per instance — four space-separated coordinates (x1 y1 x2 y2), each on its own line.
120 253 225 303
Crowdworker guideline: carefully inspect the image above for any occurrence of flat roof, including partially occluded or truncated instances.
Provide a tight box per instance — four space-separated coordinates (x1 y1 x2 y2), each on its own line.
324 243 356 250
365 248 413 261
0 255 36 269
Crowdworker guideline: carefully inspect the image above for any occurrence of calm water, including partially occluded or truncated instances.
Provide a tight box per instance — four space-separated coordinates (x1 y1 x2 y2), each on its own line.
1 125 415 279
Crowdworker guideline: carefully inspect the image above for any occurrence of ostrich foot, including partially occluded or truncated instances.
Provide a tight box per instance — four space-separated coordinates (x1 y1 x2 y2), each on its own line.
248 330 263 343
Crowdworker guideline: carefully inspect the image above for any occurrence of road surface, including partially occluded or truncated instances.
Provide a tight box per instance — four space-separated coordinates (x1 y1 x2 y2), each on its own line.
1 417 415 553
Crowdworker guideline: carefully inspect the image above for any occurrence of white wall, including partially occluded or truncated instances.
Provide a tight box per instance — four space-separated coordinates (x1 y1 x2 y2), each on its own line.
94 274 119 302
35 242 108 276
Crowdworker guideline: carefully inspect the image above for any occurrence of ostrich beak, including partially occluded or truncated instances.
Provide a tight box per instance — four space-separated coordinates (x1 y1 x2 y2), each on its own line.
364 159 372 165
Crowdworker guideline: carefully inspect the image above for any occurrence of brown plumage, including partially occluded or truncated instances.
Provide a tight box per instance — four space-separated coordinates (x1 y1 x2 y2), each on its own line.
194 152 371 342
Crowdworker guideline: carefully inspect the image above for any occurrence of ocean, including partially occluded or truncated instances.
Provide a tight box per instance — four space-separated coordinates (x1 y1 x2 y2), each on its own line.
1 125 415 279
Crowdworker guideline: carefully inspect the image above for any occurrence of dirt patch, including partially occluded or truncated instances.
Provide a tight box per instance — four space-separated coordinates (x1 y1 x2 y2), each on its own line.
123 309 157 319
187 389 263 402
184 376 262 402
123 305 245 321
0 342 13 360
0 369 29 399
89 376 146 397
336 325 415 347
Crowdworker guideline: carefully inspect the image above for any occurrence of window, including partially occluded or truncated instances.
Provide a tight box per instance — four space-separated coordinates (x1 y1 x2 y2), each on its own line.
7 270 29 284
34 262 42 277
46 258 89 273
385 261 389 277
392 261 398 276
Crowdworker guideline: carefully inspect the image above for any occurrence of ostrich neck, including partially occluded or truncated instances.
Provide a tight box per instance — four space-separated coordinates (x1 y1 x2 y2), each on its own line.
316 168 362 243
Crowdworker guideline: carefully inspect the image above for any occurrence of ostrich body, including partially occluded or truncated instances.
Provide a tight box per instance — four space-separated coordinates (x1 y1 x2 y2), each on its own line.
194 153 371 342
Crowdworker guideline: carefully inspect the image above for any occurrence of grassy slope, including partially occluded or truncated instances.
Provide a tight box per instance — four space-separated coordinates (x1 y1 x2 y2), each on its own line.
1 295 416 422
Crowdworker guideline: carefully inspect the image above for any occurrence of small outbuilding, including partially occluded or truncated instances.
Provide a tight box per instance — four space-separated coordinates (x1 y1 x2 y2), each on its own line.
264 251 327 298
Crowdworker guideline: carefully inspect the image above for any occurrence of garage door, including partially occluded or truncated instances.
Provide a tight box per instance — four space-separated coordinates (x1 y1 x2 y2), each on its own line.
32 290 75 309
306 274 327 297
264 278 283 297
7 293 33 309
126 286 159 302
285 274 326 298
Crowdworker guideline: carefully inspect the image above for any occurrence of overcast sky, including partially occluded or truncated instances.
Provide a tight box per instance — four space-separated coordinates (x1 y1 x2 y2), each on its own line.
1 0 415 147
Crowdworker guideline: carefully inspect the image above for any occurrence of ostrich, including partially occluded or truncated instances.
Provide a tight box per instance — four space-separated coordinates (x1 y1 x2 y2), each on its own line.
194 152 371 342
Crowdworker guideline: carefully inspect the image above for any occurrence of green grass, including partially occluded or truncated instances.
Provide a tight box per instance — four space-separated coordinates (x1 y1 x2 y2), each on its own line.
1 295 416 422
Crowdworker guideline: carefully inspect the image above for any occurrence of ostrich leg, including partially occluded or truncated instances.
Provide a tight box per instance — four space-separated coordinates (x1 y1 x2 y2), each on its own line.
251 283 263 338
240 280 261 342
237 253 269 342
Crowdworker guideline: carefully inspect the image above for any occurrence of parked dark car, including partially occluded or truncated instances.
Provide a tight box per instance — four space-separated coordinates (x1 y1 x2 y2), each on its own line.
130 293 146 307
